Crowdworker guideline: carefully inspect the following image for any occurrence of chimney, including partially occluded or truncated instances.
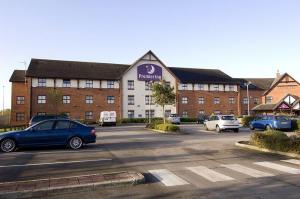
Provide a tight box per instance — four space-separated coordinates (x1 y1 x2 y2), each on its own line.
276 69 280 78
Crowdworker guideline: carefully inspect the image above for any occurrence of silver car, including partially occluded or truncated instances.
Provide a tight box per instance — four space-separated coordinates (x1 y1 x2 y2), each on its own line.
204 115 239 133
167 114 181 124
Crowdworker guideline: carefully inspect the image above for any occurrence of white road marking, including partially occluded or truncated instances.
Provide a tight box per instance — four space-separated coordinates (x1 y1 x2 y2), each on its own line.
0 149 104 156
221 164 274 178
281 159 300 165
187 166 234 182
254 161 300 174
0 159 112 168
148 169 189 186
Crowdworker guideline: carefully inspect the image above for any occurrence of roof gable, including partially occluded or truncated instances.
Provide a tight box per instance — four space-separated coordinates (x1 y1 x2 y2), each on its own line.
264 73 300 95
9 70 26 82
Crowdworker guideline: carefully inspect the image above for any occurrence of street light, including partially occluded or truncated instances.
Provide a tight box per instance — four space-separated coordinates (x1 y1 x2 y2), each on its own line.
244 81 252 116
2 86 4 116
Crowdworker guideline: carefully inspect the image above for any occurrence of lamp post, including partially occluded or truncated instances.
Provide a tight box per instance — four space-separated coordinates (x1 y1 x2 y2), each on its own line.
245 82 252 116
148 81 152 124
2 86 4 116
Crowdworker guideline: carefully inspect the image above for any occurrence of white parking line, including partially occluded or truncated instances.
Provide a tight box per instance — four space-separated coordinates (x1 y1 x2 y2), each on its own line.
148 169 189 186
254 161 300 174
221 164 274 178
0 149 104 156
281 159 300 165
0 158 112 168
187 166 234 182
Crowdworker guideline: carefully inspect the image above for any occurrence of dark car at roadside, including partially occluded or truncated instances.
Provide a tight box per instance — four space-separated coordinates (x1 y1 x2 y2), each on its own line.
0 119 96 152
29 115 68 126
249 115 292 131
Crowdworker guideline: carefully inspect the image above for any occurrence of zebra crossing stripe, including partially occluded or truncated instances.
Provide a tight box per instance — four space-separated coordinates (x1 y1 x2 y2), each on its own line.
281 159 300 165
187 166 234 182
148 169 189 186
254 161 300 174
221 164 274 178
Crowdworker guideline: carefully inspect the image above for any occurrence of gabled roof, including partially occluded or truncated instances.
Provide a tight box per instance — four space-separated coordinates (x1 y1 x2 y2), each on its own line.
26 58 130 80
236 78 274 90
263 73 300 95
169 67 241 84
9 70 26 82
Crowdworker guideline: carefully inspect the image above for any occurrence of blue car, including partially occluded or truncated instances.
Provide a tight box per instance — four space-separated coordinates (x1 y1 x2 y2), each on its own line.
0 119 96 152
249 115 291 131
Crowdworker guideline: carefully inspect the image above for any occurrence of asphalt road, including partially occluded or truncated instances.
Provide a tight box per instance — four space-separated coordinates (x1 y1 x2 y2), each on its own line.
1 124 300 199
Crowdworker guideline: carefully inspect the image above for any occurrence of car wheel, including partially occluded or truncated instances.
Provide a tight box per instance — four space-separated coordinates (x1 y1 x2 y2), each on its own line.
266 125 272 131
1 138 16 153
68 137 83 150
204 124 209 131
234 129 239 133
250 124 255 130
216 125 221 133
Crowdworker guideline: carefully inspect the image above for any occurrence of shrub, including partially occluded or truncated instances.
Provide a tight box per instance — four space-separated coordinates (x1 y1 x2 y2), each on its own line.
250 130 299 153
180 117 197 123
120 117 164 124
155 124 180 132
242 116 255 127
145 118 165 129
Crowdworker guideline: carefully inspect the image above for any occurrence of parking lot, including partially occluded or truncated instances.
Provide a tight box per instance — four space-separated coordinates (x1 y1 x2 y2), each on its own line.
1 124 300 199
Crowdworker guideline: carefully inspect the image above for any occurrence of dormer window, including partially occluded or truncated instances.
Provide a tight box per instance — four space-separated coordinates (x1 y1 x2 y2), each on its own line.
85 80 93 88
62 79 71 87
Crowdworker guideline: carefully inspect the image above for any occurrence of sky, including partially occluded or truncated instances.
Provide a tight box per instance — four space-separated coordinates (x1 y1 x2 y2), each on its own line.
1 0 300 109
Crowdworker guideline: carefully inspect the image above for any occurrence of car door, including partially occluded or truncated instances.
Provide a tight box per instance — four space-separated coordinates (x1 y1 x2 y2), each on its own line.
19 120 55 146
49 120 72 145
206 116 213 130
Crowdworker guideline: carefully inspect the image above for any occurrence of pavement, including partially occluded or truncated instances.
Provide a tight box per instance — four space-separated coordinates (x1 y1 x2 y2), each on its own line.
1 124 300 199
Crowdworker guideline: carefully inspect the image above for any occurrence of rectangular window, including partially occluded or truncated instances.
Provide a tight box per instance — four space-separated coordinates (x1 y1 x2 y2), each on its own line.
181 84 188 90
229 85 235 91
145 81 151 90
107 96 115 104
145 95 154 105
37 95 46 104
213 97 220 104
16 96 25 105
266 96 273 104
85 96 93 104
38 78 46 87
198 84 205 91
254 97 259 105
182 111 188 118
214 110 221 115
243 97 249 105
182 97 188 104
198 97 205 104
37 112 46 116
62 95 70 104
128 80 134 90
107 81 114 88
128 110 134 118
128 95 134 105
145 110 155 118
16 113 25 121
199 110 205 115
85 111 93 120
212 84 219 91
62 79 71 87
85 80 93 88
229 97 235 104
165 110 171 117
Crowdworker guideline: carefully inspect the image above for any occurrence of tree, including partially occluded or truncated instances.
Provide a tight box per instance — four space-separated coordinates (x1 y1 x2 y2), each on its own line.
48 89 62 115
151 80 176 124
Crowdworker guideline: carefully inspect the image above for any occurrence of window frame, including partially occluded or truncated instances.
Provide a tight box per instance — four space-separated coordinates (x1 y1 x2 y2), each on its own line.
16 96 25 105
128 95 134 105
37 95 46 104
107 81 114 88
38 78 46 87
85 80 93 88
62 79 71 88
85 111 93 120
213 97 220 104
62 95 71 104
182 97 188 104
107 96 115 104
85 95 93 104
127 80 134 90
16 112 25 121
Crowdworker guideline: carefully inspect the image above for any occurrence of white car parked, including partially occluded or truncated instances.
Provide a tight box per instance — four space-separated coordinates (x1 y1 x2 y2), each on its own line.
167 114 181 124
99 111 117 126
204 115 239 133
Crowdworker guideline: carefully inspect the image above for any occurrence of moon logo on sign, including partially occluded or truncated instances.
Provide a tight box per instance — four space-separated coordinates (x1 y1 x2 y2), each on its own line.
146 65 155 74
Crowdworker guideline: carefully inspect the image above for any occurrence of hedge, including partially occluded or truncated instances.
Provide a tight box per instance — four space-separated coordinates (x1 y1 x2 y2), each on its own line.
250 130 300 153
120 117 164 124
155 124 180 132
242 116 255 127
180 117 197 123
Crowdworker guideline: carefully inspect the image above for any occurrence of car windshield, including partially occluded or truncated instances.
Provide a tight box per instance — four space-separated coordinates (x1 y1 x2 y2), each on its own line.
221 116 235 121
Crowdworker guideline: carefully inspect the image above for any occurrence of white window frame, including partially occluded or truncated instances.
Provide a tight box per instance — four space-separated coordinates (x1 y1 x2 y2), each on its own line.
85 95 93 104
38 78 46 87
62 95 70 104
37 95 46 104
85 80 93 88
182 97 188 104
213 97 220 104
107 96 115 104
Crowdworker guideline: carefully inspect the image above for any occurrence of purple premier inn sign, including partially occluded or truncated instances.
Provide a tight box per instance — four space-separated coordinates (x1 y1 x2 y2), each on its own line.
137 64 162 81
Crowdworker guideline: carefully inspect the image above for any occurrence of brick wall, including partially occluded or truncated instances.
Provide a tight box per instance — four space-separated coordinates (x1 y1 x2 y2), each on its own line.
264 75 300 104
10 81 30 126
240 89 265 115
31 87 121 122
177 90 239 117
